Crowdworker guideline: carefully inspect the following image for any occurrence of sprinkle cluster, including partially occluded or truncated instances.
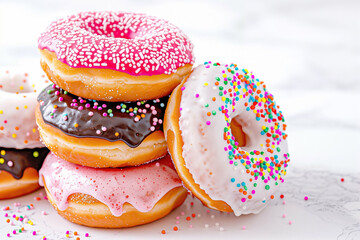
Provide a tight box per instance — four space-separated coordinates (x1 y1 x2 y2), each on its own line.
39 84 167 147
0 70 48 146
1 195 90 239
38 11 194 75
199 62 290 203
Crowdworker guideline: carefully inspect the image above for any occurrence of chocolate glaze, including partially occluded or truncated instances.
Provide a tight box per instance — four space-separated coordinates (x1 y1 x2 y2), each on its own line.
0 147 49 179
38 85 167 148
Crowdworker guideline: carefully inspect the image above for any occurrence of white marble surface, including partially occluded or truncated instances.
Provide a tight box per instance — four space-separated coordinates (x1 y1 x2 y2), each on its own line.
0 0 359 239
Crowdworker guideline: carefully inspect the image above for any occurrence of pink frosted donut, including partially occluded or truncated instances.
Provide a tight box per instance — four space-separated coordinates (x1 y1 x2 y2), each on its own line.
38 11 194 101
0 68 49 149
39 153 187 228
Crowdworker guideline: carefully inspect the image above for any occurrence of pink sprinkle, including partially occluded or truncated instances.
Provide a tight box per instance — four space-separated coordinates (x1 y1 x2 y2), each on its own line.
181 86 185 91
85 233 89 237
304 196 308 201
12 230 16 234
195 93 199 98
241 198 246 202
181 212 185 216
242 225 246 230
150 126 155 131
66 231 69 234
7 233 10 237
176 216 180 220
176 221 179 224
42 211 47 215
282 214 286 218
206 121 211 125
189 224 193 228
32 231 36 235
289 221 292 225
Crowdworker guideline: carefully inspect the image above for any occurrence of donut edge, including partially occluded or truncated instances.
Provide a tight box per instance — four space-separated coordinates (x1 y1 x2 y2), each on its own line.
43 178 188 228
35 105 167 168
0 168 41 199
40 49 193 102
164 76 233 213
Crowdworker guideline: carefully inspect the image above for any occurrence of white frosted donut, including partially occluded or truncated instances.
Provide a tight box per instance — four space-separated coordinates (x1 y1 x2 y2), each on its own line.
0 68 50 149
165 62 290 215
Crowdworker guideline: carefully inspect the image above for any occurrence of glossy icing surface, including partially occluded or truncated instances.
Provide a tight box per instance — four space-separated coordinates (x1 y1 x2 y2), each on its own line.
0 68 49 149
0 147 49 179
179 63 290 216
38 84 167 147
38 11 194 75
39 153 183 216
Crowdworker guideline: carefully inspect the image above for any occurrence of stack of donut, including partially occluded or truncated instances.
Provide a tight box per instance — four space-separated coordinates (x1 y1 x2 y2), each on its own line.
0 69 49 199
36 11 291 229
36 11 194 228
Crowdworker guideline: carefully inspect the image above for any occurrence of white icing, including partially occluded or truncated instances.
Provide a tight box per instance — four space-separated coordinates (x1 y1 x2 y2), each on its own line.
0 68 49 149
179 64 289 216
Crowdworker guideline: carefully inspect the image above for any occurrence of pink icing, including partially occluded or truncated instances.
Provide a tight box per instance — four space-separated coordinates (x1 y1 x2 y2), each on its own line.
39 153 183 217
38 11 194 76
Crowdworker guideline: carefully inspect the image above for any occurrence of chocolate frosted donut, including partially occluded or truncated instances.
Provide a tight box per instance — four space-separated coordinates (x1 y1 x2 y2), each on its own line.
0 147 49 179
38 84 167 148
36 84 169 168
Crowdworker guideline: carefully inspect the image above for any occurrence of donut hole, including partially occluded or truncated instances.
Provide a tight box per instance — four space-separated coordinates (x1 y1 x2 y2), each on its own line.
83 24 137 39
80 15 141 40
230 118 246 147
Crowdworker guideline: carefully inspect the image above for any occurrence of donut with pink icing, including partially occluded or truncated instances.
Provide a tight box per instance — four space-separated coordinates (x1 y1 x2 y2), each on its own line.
165 62 290 215
38 11 194 102
39 153 187 228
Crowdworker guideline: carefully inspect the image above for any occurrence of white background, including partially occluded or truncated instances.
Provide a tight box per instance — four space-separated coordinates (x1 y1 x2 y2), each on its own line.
0 0 359 239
